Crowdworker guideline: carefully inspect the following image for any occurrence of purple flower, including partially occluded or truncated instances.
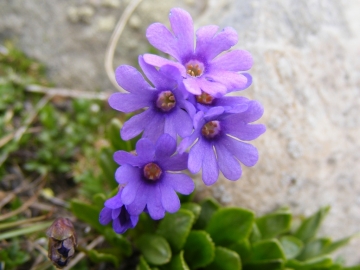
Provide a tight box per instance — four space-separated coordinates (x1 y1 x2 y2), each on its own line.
144 8 253 97
113 134 195 220
99 187 139 234
179 100 266 185
108 56 195 142
189 91 250 114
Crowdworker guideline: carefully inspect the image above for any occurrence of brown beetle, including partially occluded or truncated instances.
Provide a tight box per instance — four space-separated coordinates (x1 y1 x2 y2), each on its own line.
46 218 77 268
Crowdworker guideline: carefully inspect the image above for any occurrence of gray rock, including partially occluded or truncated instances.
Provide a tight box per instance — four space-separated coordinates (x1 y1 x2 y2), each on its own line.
1 0 360 264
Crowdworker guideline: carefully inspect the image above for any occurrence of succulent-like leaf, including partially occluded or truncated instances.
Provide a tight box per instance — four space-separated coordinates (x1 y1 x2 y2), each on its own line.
296 238 332 261
156 209 195 253
137 256 151 270
243 260 283 270
279 235 304 260
103 227 132 256
181 202 201 222
87 249 120 268
193 198 220 229
294 206 330 243
70 200 103 232
183 230 215 269
162 251 190 270
251 239 286 262
136 234 172 265
204 246 241 270
206 207 254 246
256 207 292 239
228 240 252 265
286 256 333 269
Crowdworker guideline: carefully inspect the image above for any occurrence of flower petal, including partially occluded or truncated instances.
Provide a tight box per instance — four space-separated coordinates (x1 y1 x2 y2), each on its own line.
215 96 249 113
201 143 219 185
113 151 143 167
183 77 202 95
197 78 227 97
160 182 180 213
164 116 177 139
160 153 188 171
169 8 194 59
121 109 154 140
211 50 253 71
143 54 186 76
139 56 178 89
224 120 266 141
105 191 123 209
126 183 148 215
163 172 195 195
115 65 152 93
147 184 165 220
222 136 259 167
195 25 220 56
108 93 152 113
235 100 264 123
155 134 176 159
188 139 206 173
142 112 165 142
121 173 142 205
215 143 242 181
146 23 181 60
206 70 248 92
115 165 140 184
112 207 121 219
99 207 112 225
136 138 155 160
172 108 193 138
198 27 238 60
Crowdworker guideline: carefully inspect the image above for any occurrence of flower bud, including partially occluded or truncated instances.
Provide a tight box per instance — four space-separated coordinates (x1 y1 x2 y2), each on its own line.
46 218 77 269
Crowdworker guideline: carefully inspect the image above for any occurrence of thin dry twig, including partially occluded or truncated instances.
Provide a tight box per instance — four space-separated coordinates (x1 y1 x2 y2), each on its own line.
0 174 46 221
62 235 105 270
0 178 31 210
0 94 52 167
25 85 111 101
105 0 143 92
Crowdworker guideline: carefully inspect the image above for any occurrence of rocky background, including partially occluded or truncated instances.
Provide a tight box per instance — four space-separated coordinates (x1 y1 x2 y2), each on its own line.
1 0 359 264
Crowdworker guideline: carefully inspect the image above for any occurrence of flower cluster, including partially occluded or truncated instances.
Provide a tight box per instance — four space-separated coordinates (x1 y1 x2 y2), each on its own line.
100 8 265 233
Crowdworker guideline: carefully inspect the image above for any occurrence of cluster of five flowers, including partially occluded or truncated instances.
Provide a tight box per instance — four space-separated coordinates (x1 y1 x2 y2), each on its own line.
99 8 266 234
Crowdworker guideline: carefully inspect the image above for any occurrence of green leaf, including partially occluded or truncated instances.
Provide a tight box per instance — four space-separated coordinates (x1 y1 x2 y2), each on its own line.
183 230 215 269
279 235 304 259
0 221 52 240
243 260 283 270
206 207 254 246
162 251 190 270
344 266 360 270
193 198 220 229
87 249 119 267
251 239 286 262
294 206 330 243
256 207 292 239
103 227 132 256
70 199 103 232
136 234 172 265
297 238 332 261
286 256 333 269
106 118 133 151
181 202 201 222
156 209 195 253
204 246 241 270
321 234 359 255
137 256 151 270
228 240 252 264
93 193 106 209
249 223 262 243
